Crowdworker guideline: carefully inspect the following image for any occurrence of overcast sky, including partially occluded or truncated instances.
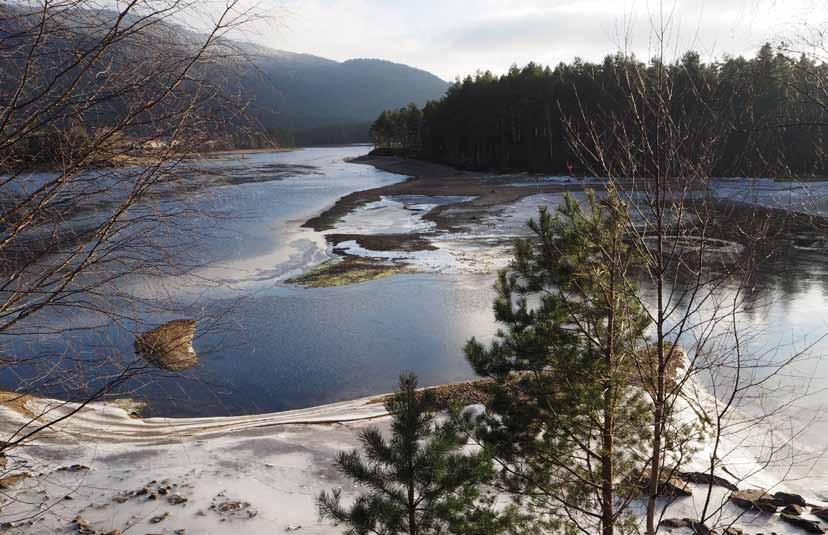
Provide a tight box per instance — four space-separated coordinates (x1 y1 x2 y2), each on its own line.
251 0 823 80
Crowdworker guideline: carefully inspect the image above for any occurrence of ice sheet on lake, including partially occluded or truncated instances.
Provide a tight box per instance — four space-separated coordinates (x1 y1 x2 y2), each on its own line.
333 193 569 274
712 178 828 216
336 238 512 274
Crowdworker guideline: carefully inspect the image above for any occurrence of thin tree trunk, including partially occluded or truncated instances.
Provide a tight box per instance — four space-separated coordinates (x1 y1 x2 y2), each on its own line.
408 469 417 535
602 257 617 535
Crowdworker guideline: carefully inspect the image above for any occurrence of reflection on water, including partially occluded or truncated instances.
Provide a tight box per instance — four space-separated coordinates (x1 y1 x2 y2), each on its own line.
3 146 828 422
0 147 498 417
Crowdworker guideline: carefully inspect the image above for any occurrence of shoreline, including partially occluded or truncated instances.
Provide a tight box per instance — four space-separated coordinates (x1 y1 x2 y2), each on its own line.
0 378 492 426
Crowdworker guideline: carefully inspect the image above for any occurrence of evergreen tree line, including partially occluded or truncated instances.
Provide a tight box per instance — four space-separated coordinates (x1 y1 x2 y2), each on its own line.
371 44 828 176
369 103 424 155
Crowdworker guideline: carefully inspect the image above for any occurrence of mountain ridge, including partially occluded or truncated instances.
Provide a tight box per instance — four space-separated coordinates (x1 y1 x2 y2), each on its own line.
242 47 449 139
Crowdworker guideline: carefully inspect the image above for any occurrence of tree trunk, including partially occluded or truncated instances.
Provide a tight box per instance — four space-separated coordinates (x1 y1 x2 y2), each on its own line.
408 473 417 535
602 392 615 535
602 262 617 535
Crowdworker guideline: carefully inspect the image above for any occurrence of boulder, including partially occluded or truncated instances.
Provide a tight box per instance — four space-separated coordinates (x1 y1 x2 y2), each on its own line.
813 507 828 521
779 513 825 533
775 491 808 507
680 471 739 492
729 489 781 513
782 504 804 515
661 477 693 497
168 494 188 505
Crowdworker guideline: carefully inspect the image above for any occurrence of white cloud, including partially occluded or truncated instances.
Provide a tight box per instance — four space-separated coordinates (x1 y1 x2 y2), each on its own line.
248 0 825 80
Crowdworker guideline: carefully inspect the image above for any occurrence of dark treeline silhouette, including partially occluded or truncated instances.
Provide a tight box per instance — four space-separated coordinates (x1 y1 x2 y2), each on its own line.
369 103 423 155
372 45 827 177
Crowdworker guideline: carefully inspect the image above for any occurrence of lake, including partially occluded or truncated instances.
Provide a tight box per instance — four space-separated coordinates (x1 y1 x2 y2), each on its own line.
3 146 828 424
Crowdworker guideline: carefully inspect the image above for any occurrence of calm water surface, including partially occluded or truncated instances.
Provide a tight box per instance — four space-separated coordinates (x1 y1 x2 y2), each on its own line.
4 146 828 421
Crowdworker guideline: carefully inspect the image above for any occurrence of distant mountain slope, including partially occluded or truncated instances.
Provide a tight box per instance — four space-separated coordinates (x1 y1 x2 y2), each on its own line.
0 2 449 146
244 49 450 132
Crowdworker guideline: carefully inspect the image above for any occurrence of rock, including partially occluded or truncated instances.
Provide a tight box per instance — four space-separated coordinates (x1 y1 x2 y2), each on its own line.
285 526 302 532
660 518 691 528
57 464 90 473
659 477 693 497
782 504 804 515
813 507 828 521
149 512 169 524
775 491 808 507
104 530 122 535
217 501 244 513
723 528 743 535
168 494 188 505
729 489 781 513
779 513 825 533
680 471 740 492
72 516 89 529
658 518 711 534
112 495 129 504
174 530 186 535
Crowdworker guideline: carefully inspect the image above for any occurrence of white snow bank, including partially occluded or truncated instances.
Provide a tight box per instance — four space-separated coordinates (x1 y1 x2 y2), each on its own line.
0 380 822 535
0 394 392 534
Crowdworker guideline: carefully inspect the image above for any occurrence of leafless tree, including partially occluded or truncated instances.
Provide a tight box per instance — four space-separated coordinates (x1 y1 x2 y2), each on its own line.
562 10 826 535
0 0 262 465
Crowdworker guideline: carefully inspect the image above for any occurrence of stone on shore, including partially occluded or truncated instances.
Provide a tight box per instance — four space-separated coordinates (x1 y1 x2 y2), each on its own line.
679 471 739 492
775 491 808 507
779 513 825 533
728 489 781 513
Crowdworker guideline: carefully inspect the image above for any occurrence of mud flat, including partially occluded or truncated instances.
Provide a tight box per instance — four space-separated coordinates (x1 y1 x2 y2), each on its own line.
303 155 585 233
290 155 586 286
286 256 411 288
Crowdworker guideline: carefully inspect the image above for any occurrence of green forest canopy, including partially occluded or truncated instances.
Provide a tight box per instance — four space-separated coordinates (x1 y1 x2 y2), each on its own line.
370 44 827 177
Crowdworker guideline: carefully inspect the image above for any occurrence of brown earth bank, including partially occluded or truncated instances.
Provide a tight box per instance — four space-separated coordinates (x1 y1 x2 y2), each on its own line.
325 233 438 252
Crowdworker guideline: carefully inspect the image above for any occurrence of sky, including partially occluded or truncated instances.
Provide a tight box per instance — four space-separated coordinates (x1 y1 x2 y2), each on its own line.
249 0 825 81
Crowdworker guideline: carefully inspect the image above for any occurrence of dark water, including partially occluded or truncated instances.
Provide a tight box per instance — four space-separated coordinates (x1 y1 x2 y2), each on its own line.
1 147 497 416
4 146 828 419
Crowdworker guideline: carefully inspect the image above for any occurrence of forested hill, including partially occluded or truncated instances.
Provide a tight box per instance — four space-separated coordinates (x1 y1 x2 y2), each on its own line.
244 49 450 145
0 2 450 149
371 45 828 177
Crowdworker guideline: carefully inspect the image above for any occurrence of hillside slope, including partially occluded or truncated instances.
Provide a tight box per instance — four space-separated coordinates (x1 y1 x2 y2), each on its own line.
244 49 449 136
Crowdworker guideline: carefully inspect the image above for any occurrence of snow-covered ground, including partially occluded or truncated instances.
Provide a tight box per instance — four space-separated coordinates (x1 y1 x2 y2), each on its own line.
0 396 390 534
0 384 825 535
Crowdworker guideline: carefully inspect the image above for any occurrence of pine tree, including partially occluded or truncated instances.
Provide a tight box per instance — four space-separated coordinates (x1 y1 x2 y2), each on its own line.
316 373 515 535
465 190 653 535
